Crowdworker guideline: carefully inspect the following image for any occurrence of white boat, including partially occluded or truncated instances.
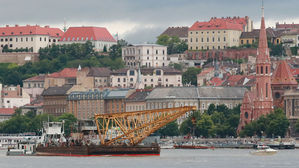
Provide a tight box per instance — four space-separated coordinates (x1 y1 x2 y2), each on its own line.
250 145 277 156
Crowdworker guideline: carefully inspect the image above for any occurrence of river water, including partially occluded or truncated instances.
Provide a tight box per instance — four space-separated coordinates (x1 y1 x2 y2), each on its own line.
0 149 298 168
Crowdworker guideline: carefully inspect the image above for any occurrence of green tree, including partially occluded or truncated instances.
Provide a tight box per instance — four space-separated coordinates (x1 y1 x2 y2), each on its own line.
196 114 214 137
207 104 216 115
182 67 201 85
109 39 128 59
156 35 188 54
55 113 77 136
103 45 107 52
169 63 183 71
157 121 179 137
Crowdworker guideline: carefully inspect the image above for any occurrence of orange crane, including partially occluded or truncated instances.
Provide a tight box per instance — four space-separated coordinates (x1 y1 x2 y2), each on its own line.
95 106 196 146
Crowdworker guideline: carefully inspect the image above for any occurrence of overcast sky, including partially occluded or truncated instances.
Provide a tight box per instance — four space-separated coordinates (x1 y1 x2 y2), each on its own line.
0 0 298 43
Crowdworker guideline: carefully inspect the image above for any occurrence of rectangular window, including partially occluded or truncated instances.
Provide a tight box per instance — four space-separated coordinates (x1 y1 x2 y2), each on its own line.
147 49 149 54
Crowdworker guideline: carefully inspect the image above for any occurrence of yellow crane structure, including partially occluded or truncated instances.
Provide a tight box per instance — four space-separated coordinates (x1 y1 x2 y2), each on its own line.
94 106 196 146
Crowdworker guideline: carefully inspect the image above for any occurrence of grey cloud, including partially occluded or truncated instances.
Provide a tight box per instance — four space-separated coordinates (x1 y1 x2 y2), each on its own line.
0 0 299 43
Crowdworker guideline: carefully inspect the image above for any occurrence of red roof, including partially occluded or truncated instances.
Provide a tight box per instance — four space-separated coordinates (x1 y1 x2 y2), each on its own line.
48 68 77 78
60 27 116 42
291 68 299 75
0 25 63 37
272 60 298 85
24 74 46 82
226 75 245 86
0 108 15 115
207 77 224 86
189 17 245 31
197 67 214 77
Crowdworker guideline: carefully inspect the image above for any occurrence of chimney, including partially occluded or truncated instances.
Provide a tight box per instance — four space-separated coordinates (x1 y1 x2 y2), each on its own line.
6 25 9 27
16 85 22 96
44 25 50 28
15 24 19 27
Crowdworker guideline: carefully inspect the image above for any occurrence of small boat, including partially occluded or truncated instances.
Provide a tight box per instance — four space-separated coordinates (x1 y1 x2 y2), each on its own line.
174 142 213 149
250 145 277 156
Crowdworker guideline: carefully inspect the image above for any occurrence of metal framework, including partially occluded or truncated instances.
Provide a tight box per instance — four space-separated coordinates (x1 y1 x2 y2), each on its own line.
94 106 196 146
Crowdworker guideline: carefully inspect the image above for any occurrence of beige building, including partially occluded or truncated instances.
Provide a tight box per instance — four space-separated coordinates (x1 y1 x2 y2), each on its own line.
281 30 299 48
284 90 299 137
1 85 30 108
198 87 247 112
76 67 111 88
125 90 150 112
122 44 168 68
0 25 63 53
44 68 77 89
23 74 46 98
110 67 182 88
188 17 252 50
67 89 106 120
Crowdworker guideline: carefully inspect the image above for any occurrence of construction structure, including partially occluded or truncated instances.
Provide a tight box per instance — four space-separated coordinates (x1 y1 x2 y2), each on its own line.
95 106 196 146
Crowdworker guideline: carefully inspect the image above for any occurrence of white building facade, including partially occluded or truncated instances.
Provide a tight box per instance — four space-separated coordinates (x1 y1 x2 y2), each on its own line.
122 44 169 68
1 85 30 108
0 25 63 53
110 67 182 88
59 27 117 52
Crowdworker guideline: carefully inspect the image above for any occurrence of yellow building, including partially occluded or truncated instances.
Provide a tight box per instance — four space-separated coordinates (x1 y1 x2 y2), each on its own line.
188 17 252 50
240 28 283 46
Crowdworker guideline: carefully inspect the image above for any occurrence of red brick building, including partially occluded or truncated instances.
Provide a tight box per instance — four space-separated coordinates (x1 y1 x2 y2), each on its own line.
271 60 298 108
238 9 273 132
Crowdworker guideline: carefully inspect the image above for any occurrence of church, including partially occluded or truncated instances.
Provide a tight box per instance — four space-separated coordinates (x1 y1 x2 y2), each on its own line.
237 5 298 132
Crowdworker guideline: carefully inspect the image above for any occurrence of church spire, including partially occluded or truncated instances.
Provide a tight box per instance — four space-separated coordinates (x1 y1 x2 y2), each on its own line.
256 0 270 64
261 0 264 18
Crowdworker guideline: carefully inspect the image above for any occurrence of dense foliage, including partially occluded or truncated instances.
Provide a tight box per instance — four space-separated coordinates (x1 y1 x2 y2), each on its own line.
0 41 126 86
156 121 180 137
239 108 289 138
156 35 188 54
182 67 201 86
160 104 241 138
0 109 77 136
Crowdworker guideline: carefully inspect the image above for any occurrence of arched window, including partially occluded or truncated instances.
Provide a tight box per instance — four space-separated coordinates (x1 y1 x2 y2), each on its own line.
245 112 249 119
261 66 263 74
266 82 268 97
256 83 259 97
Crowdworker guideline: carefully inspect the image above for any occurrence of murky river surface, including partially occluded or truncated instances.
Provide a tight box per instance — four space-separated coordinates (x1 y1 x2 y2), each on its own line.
0 149 299 168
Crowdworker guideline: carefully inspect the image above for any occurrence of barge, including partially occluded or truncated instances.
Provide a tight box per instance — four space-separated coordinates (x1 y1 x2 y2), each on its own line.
36 144 160 156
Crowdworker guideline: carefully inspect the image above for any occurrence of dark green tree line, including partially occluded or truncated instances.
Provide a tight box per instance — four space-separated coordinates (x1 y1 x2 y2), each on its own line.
0 40 127 86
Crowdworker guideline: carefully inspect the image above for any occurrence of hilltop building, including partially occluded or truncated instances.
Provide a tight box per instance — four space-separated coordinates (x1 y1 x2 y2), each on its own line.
0 25 63 53
59 27 116 52
160 27 189 42
188 16 252 50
